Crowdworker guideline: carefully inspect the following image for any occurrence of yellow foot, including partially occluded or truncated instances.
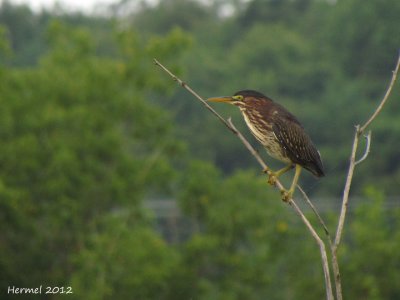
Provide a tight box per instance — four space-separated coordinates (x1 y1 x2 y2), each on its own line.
263 167 277 186
281 164 301 202
268 174 277 186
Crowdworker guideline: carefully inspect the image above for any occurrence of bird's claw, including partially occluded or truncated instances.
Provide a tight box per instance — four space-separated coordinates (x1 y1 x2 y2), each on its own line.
268 174 277 186
263 167 277 186
281 190 292 203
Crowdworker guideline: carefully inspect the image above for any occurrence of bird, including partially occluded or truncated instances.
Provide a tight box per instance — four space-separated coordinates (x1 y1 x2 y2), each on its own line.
207 90 324 201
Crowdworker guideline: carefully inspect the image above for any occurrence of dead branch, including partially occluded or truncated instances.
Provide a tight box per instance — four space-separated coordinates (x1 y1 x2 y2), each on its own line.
290 199 334 300
153 58 235 134
360 53 400 132
355 131 372 165
332 52 400 300
297 185 330 237
334 53 400 248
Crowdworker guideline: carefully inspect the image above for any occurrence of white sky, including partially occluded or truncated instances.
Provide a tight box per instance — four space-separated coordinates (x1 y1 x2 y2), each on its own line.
5 0 158 13
4 0 240 16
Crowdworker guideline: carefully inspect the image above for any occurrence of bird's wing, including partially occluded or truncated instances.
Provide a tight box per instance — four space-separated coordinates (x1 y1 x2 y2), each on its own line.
272 117 324 177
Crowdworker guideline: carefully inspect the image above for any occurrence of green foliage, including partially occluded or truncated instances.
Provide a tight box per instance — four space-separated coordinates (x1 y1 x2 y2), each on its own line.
340 187 400 300
179 160 222 222
224 23 326 98
132 0 215 35
178 164 326 299
180 167 279 299
324 0 400 79
70 216 178 300
0 25 11 59
0 18 190 298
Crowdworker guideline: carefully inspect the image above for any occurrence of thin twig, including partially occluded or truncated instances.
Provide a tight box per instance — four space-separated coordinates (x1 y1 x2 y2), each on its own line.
355 131 372 165
297 187 340 300
290 200 334 300
297 185 330 237
297 184 340 300
360 53 400 132
332 52 400 300
331 248 342 300
154 58 235 133
154 58 333 300
335 53 400 247
334 126 360 246
331 126 360 300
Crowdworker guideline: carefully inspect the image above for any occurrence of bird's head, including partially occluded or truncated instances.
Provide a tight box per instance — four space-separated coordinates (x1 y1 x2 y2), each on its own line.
207 90 271 107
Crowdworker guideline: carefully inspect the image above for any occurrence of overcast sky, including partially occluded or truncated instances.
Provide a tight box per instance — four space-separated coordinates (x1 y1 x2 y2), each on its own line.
6 0 157 13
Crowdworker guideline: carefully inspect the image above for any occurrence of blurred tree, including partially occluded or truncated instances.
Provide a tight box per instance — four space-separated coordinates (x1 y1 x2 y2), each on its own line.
70 216 179 299
239 0 313 27
178 163 326 299
0 20 191 297
224 23 327 98
0 1 115 66
131 0 214 35
341 187 400 299
324 0 400 82
0 1 47 65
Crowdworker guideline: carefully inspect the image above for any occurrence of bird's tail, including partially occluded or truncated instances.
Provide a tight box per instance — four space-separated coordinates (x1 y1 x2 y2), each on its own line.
306 161 325 178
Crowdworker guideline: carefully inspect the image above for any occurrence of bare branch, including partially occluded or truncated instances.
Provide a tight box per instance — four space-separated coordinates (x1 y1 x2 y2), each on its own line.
297 185 330 237
332 52 400 300
296 185 342 300
154 58 236 134
289 200 334 300
331 248 343 300
355 131 372 165
360 53 400 132
334 126 360 247
335 52 400 248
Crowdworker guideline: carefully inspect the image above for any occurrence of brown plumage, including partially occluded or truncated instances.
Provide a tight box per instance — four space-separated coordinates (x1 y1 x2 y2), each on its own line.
208 89 324 200
233 90 324 177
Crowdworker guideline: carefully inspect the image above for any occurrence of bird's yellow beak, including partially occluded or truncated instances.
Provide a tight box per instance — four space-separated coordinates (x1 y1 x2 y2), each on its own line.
207 96 234 103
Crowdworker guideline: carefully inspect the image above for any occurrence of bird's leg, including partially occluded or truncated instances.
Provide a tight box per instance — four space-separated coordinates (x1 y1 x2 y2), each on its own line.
263 164 294 186
281 164 302 202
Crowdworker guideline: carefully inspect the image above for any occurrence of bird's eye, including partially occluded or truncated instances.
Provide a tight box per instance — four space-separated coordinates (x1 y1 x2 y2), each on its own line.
233 95 244 101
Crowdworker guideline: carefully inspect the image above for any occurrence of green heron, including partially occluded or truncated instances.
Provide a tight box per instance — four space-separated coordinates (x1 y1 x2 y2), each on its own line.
208 90 324 201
